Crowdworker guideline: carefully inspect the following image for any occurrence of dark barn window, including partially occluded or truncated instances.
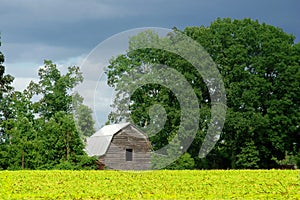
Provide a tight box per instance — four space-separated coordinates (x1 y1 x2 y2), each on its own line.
126 149 133 161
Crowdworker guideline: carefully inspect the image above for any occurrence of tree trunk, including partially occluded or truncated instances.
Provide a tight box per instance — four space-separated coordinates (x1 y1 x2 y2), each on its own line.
22 150 25 169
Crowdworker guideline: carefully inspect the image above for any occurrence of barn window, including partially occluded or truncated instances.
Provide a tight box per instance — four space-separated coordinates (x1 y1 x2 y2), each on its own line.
126 149 133 161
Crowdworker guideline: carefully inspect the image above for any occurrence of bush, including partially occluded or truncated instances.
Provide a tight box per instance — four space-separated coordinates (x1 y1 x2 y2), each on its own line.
151 152 195 170
166 153 195 170
74 155 98 170
54 161 74 170
235 141 260 169
295 152 300 169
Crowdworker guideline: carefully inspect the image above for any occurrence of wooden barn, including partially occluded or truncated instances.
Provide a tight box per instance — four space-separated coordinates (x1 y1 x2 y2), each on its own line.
85 123 151 170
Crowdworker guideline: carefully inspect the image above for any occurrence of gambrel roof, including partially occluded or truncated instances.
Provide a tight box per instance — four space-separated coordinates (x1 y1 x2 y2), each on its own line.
85 122 130 156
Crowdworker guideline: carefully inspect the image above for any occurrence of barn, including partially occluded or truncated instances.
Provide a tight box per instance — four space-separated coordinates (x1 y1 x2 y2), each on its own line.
85 123 151 170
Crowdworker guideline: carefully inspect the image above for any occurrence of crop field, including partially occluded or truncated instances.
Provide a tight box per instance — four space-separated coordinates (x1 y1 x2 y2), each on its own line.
0 170 299 199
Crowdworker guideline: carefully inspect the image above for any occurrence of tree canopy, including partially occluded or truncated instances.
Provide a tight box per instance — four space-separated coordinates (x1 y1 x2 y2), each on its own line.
0 59 96 170
106 18 300 169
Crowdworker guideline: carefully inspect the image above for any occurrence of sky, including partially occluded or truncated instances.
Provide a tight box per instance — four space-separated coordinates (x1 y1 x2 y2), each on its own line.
0 0 299 127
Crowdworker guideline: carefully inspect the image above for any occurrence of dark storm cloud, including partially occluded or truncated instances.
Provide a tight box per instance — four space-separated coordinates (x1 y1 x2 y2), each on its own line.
0 0 299 64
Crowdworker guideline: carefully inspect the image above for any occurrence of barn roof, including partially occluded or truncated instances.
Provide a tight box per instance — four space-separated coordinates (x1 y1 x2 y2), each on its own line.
85 122 130 156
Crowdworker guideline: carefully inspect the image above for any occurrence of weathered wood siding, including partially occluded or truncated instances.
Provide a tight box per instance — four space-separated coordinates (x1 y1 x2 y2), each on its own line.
104 125 151 170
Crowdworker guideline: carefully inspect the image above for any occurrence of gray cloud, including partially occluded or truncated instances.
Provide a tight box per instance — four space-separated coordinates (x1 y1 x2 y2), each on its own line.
2 42 84 63
0 0 133 23
1 0 299 61
1 0 298 81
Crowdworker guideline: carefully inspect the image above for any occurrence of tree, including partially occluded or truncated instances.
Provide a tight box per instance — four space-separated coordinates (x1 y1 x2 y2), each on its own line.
40 112 86 167
26 60 96 169
0 34 14 140
28 60 83 119
0 60 97 170
235 140 260 169
0 90 43 169
73 92 95 138
106 18 299 169
185 18 299 168
0 35 14 99
106 29 217 169
0 35 16 169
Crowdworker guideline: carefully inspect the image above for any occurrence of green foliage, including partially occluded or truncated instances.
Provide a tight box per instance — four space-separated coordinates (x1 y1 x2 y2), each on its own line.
296 151 300 169
28 60 83 119
152 136 195 170
73 92 95 138
0 59 96 170
73 155 98 170
273 151 299 169
235 140 260 169
54 161 75 170
40 112 85 164
0 35 14 99
0 35 14 143
185 18 300 168
166 153 195 170
107 18 299 169
1 19 299 170
3 116 42 170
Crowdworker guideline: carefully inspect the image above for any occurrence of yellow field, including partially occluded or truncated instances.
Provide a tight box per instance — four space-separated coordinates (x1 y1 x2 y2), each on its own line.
0 170 299 199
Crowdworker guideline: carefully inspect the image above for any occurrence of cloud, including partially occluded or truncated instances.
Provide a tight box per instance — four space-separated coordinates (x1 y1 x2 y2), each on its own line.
12 77 38 92
0 0 134 24
2 42 85 64
4 62 40 79
0 0 207 25
1 0 299 65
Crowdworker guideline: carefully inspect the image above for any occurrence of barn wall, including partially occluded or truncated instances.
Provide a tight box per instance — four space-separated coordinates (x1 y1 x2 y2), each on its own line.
104 125 151 170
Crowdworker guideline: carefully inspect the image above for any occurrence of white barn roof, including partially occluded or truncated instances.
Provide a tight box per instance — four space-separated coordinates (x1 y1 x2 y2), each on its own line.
85 122 130 156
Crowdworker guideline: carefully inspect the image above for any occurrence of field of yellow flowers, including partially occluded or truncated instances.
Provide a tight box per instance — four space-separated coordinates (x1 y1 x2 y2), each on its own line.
0 170 299 199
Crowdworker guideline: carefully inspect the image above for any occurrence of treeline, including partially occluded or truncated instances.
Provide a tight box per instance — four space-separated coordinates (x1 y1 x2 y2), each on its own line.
0 55 97 169
107 18 300 169
0 18 299 170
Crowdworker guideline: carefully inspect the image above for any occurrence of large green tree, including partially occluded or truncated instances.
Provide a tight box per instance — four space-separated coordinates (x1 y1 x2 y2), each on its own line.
0 59 97 170
0 91 42 169
106 18 299 169
0 34 14 138
27 60 96 169
185 18 299 168
28 60 83 119
0 35 16 169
